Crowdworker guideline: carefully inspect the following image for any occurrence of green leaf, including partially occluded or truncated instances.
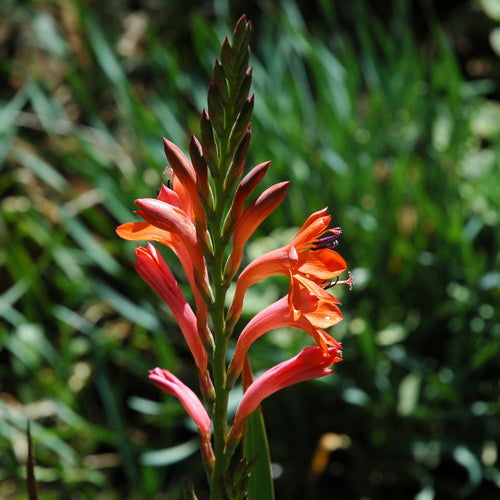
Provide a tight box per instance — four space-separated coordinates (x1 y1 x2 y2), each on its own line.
243 407 275 500
141 438 198 467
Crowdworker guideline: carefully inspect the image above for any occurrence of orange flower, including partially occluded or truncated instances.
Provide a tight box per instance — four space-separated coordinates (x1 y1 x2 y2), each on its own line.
225 181 290 280
228 208 347 328
227 346 342 447
117 183 212 347
227 277 342 384
117 137 211 306
117 183 198 267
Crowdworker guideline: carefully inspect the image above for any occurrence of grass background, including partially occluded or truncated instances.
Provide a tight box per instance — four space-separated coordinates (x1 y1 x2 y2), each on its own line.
0 0 498 498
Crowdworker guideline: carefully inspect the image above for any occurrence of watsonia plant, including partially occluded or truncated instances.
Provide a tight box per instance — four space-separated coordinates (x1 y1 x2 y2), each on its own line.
117 16 351 499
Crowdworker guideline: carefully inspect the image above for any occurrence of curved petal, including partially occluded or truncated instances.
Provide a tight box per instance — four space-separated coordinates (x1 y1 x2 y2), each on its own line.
228 346 342 444
226 181 289 277
149 367 211 438
135 245 207 371
291 208 331 249
227 294 339 384
289 275 343 329
296 248 347 281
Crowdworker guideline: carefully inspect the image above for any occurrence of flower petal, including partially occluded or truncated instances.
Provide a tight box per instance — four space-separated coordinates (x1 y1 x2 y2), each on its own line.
291 208 331 249
296 248 347 281
226 181 289 277
135 244 207 371
227 294 339 384
290 274 343 329
149 367 211 438
228 346 342 443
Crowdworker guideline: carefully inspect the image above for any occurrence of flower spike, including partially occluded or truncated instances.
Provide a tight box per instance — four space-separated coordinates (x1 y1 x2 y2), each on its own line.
116 16 349 498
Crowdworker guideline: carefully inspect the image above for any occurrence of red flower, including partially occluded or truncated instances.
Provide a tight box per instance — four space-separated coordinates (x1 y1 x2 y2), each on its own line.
149 367 214 466
117 184 212 347
227 346 342 446
117 138 212 334
227 274 342 384
134 244 207 372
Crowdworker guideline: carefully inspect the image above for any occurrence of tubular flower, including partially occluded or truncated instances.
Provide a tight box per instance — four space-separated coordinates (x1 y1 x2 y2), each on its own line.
134 244 208 372
134 197 206 286
162 137 208 233
116 184 210 327
227 276 342 384
228 208 347 328
149 368 214 466
227 346 342 447
224 181 290 279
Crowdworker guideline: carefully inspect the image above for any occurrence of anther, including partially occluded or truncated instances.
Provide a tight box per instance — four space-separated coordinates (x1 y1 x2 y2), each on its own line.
313 227 342 250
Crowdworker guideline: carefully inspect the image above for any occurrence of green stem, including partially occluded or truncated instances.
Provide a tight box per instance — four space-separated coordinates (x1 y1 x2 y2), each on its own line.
209 143 232 500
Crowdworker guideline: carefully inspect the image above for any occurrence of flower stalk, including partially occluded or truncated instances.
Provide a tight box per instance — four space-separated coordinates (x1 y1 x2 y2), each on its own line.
117 15 350 499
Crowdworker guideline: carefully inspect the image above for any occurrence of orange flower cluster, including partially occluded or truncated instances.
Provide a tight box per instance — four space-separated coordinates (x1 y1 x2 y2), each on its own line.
117 137 350 455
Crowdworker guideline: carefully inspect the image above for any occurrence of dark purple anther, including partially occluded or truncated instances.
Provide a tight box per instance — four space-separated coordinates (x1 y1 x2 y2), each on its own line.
313 227 342 250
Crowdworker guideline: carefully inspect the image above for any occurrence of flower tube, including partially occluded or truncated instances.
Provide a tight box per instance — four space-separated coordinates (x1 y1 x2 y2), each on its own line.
149 367 214 467
135 244 208 373
227 346 342 447
227 278 342 384
227 208 347 330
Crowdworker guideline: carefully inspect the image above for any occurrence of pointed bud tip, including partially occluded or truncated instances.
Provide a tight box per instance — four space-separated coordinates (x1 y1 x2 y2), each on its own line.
162 137 176 153
234 14 247 30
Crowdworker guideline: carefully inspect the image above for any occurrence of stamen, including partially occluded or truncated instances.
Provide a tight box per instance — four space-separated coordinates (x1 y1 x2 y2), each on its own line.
313 227 342 250
337 271 354 291
324 277 339 289
324 272 353 291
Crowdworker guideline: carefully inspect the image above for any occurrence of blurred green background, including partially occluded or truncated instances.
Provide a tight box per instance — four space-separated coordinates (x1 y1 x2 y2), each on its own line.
1 0 499 498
